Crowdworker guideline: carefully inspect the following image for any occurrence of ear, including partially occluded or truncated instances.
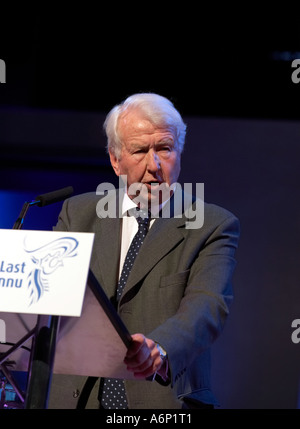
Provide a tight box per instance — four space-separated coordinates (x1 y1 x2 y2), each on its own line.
109 150 121 176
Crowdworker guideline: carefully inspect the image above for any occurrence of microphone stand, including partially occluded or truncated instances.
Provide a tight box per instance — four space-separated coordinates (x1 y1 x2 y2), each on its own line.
0 201 41 407
13 201 38 230
2 187 73 409
24 315 60 409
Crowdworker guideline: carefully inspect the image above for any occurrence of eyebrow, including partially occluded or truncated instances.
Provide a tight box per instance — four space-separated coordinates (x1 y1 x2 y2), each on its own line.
130 139 174 150
156 139 174 146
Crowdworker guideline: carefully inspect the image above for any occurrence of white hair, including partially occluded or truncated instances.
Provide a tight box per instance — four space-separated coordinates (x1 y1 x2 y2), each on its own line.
104 93 187 159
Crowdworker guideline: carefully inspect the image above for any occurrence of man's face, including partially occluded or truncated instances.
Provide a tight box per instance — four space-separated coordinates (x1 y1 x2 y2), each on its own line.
109 109 181 209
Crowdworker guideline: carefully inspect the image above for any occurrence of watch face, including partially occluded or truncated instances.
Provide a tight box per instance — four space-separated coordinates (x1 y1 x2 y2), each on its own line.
156 344 167 358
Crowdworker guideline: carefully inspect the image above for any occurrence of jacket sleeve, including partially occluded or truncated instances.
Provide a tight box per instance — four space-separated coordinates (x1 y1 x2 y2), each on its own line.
53 198 71 232
148 212 240 389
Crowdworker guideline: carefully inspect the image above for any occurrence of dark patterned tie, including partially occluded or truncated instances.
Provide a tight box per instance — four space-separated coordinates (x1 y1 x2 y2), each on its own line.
100 210 150 409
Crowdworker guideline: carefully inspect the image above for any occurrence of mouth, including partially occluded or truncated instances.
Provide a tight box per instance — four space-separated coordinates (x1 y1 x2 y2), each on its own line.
144 182 161 193
143 181 161 189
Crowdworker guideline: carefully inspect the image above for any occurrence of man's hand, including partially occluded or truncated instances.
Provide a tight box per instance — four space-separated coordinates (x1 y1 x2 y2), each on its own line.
124 333 164 379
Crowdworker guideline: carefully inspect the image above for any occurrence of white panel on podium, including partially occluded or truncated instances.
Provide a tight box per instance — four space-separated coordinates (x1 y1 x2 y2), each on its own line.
0 229 94 316
53 284 135 379
0 230 135 380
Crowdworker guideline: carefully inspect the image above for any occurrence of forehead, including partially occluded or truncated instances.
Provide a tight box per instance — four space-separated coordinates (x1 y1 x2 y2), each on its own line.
118 109 175 143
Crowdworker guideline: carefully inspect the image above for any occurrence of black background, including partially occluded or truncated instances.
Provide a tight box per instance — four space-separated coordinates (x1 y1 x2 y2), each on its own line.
1 9 299 120
1 8 300 412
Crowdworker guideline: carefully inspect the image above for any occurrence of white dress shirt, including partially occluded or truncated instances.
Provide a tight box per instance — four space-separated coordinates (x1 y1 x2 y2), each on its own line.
119 192 172 382
119 193 155 279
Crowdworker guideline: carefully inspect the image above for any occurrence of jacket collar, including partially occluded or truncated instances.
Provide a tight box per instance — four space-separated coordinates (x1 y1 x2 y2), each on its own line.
91 187 191 302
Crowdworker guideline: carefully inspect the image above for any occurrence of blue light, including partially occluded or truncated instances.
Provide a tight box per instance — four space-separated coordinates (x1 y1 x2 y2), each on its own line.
0 190 64 231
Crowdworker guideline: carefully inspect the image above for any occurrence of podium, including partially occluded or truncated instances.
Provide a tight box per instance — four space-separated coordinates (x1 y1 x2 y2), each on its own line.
0 255 133 409
0 187 132 409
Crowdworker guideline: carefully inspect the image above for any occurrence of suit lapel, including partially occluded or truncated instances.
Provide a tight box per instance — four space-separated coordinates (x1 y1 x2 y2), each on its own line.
120 187 188 303
90 187 190 304
120 216 186 300
90 191 122 299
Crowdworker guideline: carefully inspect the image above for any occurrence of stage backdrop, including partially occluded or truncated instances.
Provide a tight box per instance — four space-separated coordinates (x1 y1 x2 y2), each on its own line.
0 107 299 409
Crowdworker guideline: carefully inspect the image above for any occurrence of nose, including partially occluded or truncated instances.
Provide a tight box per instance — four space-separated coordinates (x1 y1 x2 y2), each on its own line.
146 149 160 172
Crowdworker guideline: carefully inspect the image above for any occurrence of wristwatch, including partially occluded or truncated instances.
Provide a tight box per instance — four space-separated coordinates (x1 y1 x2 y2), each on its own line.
156 343 167 362
147 343 168 382
154 343 169 383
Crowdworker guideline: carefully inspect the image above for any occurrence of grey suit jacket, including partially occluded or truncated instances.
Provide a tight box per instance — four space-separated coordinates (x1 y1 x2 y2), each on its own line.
51 188 240 409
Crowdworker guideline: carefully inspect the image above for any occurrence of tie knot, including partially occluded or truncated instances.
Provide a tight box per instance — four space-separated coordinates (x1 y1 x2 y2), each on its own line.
136 216 150 228
129 208 151 223
137 210 151 229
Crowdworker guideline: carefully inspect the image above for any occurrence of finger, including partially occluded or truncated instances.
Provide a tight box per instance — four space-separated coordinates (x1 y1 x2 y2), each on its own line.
125 334 156 363
125 334 146 359
124 344 151 367
126 347 162 378
132 357 162 379
135 354 162 374
128 354 153 372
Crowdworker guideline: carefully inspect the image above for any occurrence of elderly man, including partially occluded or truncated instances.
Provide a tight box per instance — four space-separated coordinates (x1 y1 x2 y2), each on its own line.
52 93 240 409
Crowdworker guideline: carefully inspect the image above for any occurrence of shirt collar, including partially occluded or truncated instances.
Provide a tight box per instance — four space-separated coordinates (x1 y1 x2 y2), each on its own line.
121 184 177 218
121 192 138 217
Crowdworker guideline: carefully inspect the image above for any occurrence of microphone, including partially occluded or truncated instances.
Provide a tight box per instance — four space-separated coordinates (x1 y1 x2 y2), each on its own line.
34 186 74 207
13 186 74 229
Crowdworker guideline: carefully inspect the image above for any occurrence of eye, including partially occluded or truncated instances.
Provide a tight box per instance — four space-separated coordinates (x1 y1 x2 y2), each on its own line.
158 146 171 153
134 149 147 154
